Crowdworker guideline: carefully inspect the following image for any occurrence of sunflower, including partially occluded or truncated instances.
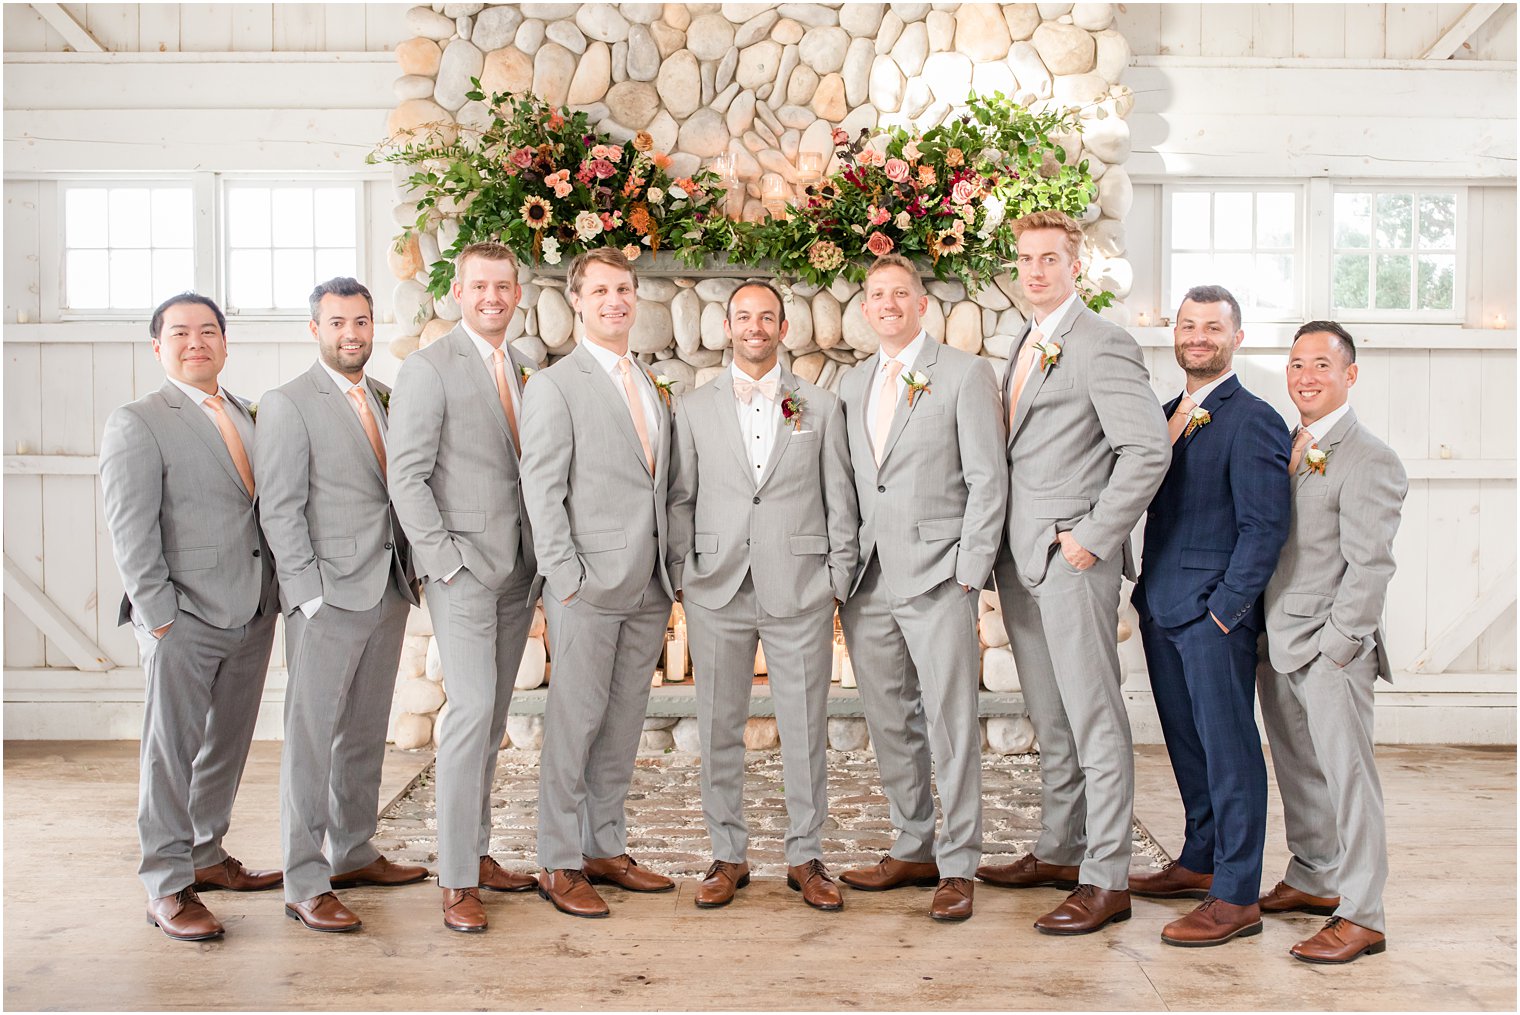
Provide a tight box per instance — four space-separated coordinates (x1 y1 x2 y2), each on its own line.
932 227 965 258
520 196 553 230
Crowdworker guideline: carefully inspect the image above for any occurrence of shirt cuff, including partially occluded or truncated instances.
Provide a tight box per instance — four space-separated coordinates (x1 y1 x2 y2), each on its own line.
442 564 464 584
299 596 324 618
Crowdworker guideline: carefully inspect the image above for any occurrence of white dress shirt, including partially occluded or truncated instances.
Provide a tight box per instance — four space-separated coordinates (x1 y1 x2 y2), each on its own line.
582 336 661 439
731 361 782 476
865 329 929 430
1031 289 1082 337
168 376 255 453
1302 400 1352 443
1178 370 1235 409
462 322 525 417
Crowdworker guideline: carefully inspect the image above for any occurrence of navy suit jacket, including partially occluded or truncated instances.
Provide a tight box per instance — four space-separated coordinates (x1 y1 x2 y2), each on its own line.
1133 374 1291 632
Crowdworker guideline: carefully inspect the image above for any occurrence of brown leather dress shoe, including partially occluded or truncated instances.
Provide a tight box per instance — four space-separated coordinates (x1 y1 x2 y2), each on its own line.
976 853 1080 890
582 853 675 893
696 860 751 908
193 855 283 892
1161 896 1262 947
787 859 843 911
1130 859 1214 900
285 892 362 933
1034 884 1133 935
1259 880 1341 916
442 886 488 933
146 887 224 941
838 855 940 891
1290 916 1387 964
479 855 536 893
330 855 430 889
539 869 610 918
930 878 974 921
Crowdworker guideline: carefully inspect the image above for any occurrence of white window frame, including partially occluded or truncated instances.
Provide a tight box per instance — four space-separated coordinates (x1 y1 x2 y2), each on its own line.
1327 182 1466 324
1159 181 1308 325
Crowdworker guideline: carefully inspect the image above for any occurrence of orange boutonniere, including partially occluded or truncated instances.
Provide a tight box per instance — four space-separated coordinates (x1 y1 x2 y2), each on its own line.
1304 446 1329 475
652 375 676 409
1182 406 1211 438
903 370 931 407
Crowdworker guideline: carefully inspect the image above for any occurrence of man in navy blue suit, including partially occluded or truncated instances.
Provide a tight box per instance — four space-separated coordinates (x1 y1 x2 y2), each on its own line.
1129 285 1291 947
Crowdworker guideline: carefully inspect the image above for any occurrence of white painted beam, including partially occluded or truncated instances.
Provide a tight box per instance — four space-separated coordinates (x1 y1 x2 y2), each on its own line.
2 553 114 671
1423 3 1505 60
1412 561 1520 673
4 454 97 475
28 3 104 53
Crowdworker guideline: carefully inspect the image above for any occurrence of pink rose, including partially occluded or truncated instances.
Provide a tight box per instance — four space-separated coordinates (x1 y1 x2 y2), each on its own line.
857 148 883 168
832 127 850 147
867 204 889 226
865 231 895 256
592 158 617 179
951 179 976 205
903 140 922 161
510 147 535 169
885 158 910 183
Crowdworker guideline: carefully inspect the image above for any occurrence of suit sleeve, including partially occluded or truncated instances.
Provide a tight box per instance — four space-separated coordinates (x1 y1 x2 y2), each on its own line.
953 357 1010 589
1071 332 1171 561
250 389 320 609
1206 404 1292 630
99 406 177 629
386 353 463 581
1319 444 1408 665
665 395 698 593
518 374 583 601
821 393 861 601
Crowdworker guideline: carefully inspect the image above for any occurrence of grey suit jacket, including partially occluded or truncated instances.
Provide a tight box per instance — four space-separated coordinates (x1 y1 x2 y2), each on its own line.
387 326 539 594
839 337 1008 599
667 367 859 617
519 340 675 609
253 362 418 615
1264 408 1407 681
100 381 278 631
1002 303 1170 586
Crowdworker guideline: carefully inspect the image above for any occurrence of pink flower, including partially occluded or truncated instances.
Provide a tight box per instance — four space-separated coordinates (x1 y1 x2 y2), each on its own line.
865 231 895 256
592 144 623 161
867 204 889 226
592 158 617 179
951 179 976 205
808 240 844 271
903 140 922 161
831 127 850 147
600 210 623 231
544 169 573 199
547 110 564 130
885 158 910 183
622 243 641 261
918 164 936 187
857 148 884 168
510 147 535 169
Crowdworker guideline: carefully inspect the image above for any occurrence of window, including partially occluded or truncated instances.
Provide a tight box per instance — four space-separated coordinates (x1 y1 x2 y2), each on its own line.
224 182 361 314
1165 186 1302 321
1332 187 1460 318
61 183 195 312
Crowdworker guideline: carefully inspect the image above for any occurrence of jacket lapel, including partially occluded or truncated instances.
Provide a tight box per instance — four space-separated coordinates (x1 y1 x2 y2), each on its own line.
309 362 386 486
161 381 253 499
1296 406 1357 492
575 342 654 476
449 328 516 451
879 339 940 468
1179 374 1241 452
1010 306 1081 442
756 366 800 491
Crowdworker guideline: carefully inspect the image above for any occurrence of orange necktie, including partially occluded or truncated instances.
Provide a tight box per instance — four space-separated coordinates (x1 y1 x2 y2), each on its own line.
1008 328 1043 427
491 349 521 455
347 384 386 477
205 394 255 498
1289 427 1315 475
617 358 654 472
1167 395 1197 446
872 359 903 466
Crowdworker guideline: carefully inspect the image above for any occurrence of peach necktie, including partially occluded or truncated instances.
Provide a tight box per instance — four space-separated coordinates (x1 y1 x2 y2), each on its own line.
491 349 521 454
872 359 903 465
347 385 386 477
1167 395 1197 446
1008 328 1043 428
204 394 255 498
617 358 654 472
1289 427 1315 476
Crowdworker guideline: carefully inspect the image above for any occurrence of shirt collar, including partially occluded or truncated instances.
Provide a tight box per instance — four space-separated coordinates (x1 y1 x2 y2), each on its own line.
1179 371 1235 408
1302 401 1351 443
461 321 507 361
318 359 366 394
1032 290 1082 337
879 330 928 371
730 360 781 390
583 336 634 375
168 376 224 407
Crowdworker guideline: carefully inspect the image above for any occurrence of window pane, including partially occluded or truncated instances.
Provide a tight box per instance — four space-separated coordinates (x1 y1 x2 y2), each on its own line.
1255 254 1293 311
107 189 151 248
228 188 271 247
109 249 151 307
1334 192 1370 248
151 249 195 303
1333 253 1369 310
1256 192 1294 248
1374 192 1411 249
1214 252 1255 305
271 188 314 247
314 248 357 282
1419 193 1456 249
1418 254 1455 310
1374 253 1412 310
229 248 272 309
1169 252 1215 310
313 191 356 246
272 248 315 308
1170 192 1211 249
1213 192 1252 250
65 189 108 248
64 250 110 308
151 189 193 248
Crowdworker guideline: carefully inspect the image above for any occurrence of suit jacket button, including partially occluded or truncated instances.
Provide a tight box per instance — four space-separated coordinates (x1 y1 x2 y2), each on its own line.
877 485 886 493
252 549 261 557
384 542 393 550
752 496 761 504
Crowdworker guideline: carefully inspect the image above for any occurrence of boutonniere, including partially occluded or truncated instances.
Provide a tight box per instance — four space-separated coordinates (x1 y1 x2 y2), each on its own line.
781 390 806 431
652 375 677 409
246 402 258 423
1033 338 1062 370
1304 446 1329 475
903 370 931 407
1182 405 1211 438
519 365 536 384
376 389 390 412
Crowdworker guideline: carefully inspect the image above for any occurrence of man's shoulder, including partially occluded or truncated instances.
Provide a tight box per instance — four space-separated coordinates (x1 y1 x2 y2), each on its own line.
1342 421 1404 476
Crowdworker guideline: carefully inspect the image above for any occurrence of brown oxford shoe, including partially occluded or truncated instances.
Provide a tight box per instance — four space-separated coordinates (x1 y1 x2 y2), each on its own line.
539 868 610 918
582 853 674 893
285 892 362 933
1259 880 1341 916
787 859 843 911
146 887 224 941
193 855 283 892
976 853 1080 890
838 855 940 891
696 860 751 908
479 855 536 893
1291 917 1387 964
1034 884 1133 935
1130 859 1214 900
330 855 430 889
441 886 487 933
930 878 974 921
1161 896 1262 947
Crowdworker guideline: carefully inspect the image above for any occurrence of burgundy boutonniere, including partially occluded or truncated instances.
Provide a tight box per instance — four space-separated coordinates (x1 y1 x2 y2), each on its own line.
781 390 806 431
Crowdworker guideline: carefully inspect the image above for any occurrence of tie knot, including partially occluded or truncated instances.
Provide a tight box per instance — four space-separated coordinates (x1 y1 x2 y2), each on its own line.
493 348 505 364
1293 427 1315 449
884 359 904 381
205 394 223 411
1175 395 1196 416
348 384 367 405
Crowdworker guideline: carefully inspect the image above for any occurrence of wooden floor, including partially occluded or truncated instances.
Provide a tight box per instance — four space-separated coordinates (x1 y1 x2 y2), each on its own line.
3 741 1514 1011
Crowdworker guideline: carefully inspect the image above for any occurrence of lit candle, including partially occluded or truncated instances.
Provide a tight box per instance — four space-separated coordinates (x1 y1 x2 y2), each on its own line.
797 151 823 183
1136 311 1149 327
831 636 847 684
839 650 856 689
754 641 767 675
664 608 687 682
1496 313 1508 330
761 172 786 202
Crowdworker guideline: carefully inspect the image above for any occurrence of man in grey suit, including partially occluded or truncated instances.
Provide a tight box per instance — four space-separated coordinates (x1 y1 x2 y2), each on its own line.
1258 322 1406 965
980 210 1170 936
834 254 1008 922
100 293 283 942
389 242 542 933
254 277 429 933
667 281 859 911
520 246 677 918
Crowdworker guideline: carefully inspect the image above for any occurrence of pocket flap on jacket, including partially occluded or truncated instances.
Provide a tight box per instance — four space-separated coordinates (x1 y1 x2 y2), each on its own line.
789 534 830 555
917 516 961 541
694 532 719 554
163 546 217 573
1281 591 1331 617
576 527 628 553
1032 498 1091 519
440 509 485 533
1180 548 1231 570
312 536 357 559
911 405 946 419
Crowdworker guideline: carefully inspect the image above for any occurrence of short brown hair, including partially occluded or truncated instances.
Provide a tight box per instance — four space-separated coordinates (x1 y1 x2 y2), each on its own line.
1011 210 1083 260
864 254 924 295
454 240 519 284
567 246 638 295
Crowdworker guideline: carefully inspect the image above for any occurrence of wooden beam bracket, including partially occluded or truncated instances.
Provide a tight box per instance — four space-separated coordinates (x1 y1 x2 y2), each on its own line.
1422 3 1504 59
2 553 116 671
29 3 106 53
1410 560 1518 673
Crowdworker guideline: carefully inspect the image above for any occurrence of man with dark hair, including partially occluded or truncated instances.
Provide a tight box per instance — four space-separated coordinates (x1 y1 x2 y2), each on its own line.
101 292 282 942
254 277 428 933
1128 285 1291 946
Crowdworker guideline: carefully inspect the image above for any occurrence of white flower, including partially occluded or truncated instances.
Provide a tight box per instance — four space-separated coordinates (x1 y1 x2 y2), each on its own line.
668 185 687 201
542 236 562 265
894 211 912 230
646 187 665 205
977 195 1006 240
1305 447 1327 464
1189 406 1210 423
573 211 603 240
